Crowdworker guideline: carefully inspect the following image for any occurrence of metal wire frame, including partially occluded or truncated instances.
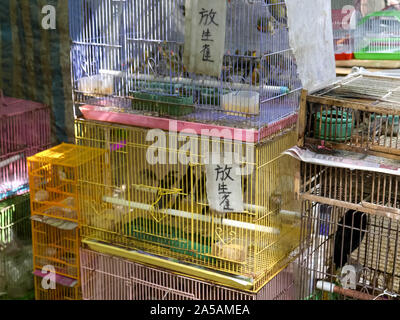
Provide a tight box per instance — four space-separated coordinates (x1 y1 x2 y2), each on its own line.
298 200 400 300
80 248 297 300
354 11 400 58
27 144 108 223
34 276 81 301
0 96 51 201
74 118 301 292
69 0 301 131
32 220 80 281
301 162 400 218
299 74 400 160
0 194 33 299
331 8 356 57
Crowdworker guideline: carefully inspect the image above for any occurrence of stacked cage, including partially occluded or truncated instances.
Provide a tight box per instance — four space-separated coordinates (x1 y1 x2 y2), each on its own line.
69 0 301 141
27 144 107 300
354 10 400 60
0 91 51 300
69 0 302 299
332 9 358 60
75 119 301 294
80 248 297 300
0 194 34 300
0 91 51 200
295 72 400 300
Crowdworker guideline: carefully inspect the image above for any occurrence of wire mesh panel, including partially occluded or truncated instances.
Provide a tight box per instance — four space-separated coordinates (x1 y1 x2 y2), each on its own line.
0 194 33 300
75 118 300 292
298 200 400 300
0 94 51 201
300 73 400 159
28 144 108 223
332 9 358 60
301 159 400 216
69 0 301 134
80 248 297 300
354 10 400 60
34 276 81 301
32 220 80 281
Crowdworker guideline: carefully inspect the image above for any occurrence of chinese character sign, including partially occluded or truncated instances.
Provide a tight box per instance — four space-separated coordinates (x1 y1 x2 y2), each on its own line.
205 162 244 213
183 0 227 77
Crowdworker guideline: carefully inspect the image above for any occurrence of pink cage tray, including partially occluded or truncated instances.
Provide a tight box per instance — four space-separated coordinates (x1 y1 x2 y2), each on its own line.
80 104 298 143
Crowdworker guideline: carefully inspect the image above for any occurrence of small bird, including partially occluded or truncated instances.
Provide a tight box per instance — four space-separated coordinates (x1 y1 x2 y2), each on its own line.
158 42 186 77
333 210 368 269
265 0 288 26
257 17 275 34
153 171 178 210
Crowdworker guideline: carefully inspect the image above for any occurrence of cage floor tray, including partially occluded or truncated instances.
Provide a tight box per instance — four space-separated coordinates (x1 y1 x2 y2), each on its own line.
79 104 298 143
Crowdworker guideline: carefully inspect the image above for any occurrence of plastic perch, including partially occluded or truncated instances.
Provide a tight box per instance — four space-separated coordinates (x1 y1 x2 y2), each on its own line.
99 70 290 95
102 196 280 235
316 281 383 300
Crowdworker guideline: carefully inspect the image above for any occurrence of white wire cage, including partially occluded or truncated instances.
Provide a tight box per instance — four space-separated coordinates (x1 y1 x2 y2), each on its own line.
80 248 298 300
69 0 302 136
354 10 400 60
332 8 358 60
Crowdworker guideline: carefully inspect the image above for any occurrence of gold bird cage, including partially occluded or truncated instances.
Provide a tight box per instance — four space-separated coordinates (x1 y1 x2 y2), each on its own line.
28 144 108 223
75 119 301 292
27 144 107 300
34 276 81 301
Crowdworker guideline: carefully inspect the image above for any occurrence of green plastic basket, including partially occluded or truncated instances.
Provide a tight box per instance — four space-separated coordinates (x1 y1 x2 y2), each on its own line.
131 92 194 117
314 110 353 142
129 217 214 263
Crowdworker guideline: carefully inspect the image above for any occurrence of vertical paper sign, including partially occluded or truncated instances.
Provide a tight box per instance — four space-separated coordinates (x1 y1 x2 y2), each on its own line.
205 161 244 213
183 0 227 77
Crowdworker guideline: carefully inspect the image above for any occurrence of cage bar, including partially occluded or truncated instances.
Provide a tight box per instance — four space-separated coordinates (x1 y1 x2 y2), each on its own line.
300 158 400 217
69 0 301 137
34 276 81 301
75 118 300 292
332 9 358 60
300 73 400 159
80 248 297 300
0 194 33 300
0 94 51 201
298 200 400 300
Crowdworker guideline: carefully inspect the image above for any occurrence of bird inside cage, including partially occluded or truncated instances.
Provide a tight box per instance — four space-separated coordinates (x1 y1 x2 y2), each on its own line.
333 209 368 270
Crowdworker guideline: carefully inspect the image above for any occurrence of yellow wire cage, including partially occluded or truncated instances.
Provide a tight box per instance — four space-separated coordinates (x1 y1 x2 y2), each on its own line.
27 144 107 300
75 119 301 292
34 276 81 301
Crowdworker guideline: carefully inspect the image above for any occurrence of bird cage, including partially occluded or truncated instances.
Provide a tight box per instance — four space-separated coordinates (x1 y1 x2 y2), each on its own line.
299 149 400 219
75 118 301 292
332 9 358 60
69 0 302 139
298 200 400 300
31 219 80 282
299 73 400 159
28 144 108 223
0 93 51 201
0 194 33 300
34 276 81 300
354 10 400 60
80 248 297 300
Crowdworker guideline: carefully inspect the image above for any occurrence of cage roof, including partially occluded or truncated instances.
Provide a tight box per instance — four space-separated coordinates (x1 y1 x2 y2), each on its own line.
28 143 106 167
